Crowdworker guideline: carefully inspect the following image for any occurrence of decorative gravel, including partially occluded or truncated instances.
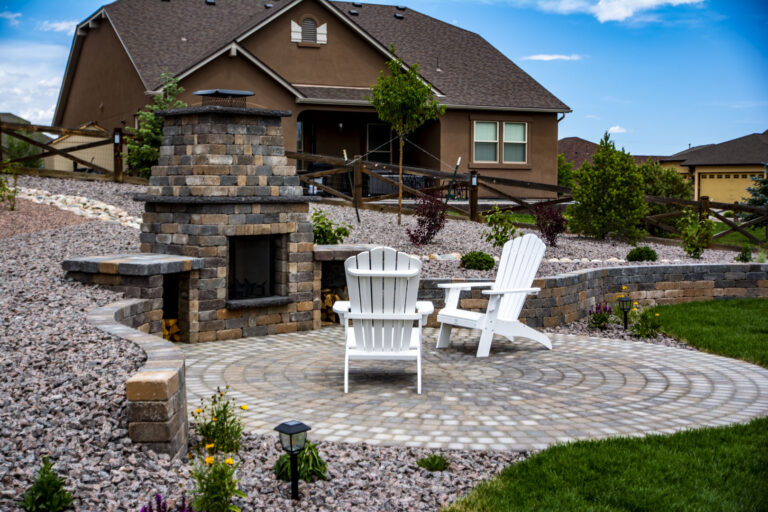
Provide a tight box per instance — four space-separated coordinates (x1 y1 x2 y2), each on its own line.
544 318 693 351
17 176 145 218
310 203 739 278
0 199 92 238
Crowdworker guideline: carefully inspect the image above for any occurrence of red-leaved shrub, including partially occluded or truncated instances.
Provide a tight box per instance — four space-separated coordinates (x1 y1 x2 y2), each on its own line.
408 193 446 245
533 204 567 246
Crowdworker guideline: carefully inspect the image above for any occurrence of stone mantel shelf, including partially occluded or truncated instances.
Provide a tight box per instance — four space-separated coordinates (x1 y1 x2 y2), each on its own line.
226 296 294 310
134 195 318 204
155 106 292 118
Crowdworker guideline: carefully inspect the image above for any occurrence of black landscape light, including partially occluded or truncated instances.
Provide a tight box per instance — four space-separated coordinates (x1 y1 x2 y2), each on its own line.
274 420 311 500
617 296 632 330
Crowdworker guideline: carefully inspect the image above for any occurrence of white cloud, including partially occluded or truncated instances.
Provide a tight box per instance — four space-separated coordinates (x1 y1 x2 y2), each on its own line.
521 53 583 61
0 42 69 125
37 20 78 35
532 0 703 22
0 11 21 26
608 125 628 133
585 114 601 120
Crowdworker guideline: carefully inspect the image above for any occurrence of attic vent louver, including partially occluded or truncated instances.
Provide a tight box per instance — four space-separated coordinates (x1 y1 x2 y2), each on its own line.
206 0 215 4
396 5 406 10
394 12 404 19
265 3 273 8
353 2 362 6
349 9 358 15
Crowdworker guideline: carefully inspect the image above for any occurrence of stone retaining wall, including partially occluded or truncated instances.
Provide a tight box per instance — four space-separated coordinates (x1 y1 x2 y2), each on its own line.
88 299 188 459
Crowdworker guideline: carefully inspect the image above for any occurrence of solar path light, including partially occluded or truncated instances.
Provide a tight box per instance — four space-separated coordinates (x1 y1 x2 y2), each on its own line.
274 420 311 500
617 296 633 330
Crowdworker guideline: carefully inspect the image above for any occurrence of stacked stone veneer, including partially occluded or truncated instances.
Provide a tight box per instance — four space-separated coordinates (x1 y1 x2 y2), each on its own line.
136 106 321 342
317 252 768 328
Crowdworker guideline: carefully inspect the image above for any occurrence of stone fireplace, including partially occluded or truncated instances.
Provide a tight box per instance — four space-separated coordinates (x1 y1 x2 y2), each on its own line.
134 105 321 343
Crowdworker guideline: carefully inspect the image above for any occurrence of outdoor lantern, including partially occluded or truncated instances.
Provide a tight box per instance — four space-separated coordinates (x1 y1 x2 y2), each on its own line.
274 420 311 500
617 296 633 330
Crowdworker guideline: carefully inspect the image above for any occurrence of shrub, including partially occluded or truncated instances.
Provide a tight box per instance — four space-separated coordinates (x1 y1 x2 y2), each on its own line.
274 441 328 482
631 308 662 338
557 153 574 192
735 245 753 263
460 251 495 270
417 454 450 472
533 204 567 246
482 205 519 248
679 209 716 259
567 133 647 242
20 456 73 512
191 386 245 455
311 210 350 245
191 456 246 512
588 303 612 330
626 246 658 262
140 493 193 512
637 161 693 236
757 249 767 263
739 173 768 229
0 162 20 211
407 192 446 245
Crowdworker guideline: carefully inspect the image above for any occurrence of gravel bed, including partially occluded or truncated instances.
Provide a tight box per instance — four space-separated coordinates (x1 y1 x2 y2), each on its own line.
311 204 739 278
18 176 146 218
544 318 693 350
0 199 92 238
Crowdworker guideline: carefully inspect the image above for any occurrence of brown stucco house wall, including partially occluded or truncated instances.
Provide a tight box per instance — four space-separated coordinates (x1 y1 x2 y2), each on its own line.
53 0 570 198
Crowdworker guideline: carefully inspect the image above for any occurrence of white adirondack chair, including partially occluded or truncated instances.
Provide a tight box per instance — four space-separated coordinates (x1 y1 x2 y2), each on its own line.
332 247 433 394
436 233 551 357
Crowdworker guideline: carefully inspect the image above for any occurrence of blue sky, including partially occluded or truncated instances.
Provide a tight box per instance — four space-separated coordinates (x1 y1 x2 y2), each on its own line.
0 0 766 156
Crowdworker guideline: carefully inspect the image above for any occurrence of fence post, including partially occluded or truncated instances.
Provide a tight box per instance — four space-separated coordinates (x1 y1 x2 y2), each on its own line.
469 170 479 221
353 156 363 206
699 195 710 222
113 128 123 183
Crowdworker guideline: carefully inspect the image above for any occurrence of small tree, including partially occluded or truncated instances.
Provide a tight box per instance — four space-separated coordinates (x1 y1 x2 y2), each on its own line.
557 153 574 192
567 132 647 242
368 45 445 224
126 71 187 178
740 171 768 229
638 160 693 235
5 136 43 168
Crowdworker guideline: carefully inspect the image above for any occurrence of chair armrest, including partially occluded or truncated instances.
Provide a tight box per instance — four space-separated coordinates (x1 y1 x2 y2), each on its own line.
416 301 434 316
332 301 351 315
481 287 540 296
437 281 495 289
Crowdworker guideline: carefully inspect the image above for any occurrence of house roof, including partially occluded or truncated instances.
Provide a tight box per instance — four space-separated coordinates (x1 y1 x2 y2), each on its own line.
558 136 662 168
662 130 768 167
63 0 569 115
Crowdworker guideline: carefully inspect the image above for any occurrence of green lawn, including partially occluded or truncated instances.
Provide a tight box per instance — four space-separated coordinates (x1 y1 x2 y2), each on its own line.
712 222 767 247
446 299 768 512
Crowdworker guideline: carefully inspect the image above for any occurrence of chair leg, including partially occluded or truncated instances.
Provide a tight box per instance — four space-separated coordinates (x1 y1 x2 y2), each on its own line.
437 323 452 349
344 354 349 393
476 328 494 358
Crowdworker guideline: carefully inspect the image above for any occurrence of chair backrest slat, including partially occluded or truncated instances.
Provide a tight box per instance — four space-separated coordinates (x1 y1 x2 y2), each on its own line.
345 247 421 353
494 234 546 321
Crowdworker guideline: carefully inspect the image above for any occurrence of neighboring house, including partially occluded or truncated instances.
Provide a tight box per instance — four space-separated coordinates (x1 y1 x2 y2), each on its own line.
52 0 570 197
660 130 768 202
558 136 661 170
43 122 115 173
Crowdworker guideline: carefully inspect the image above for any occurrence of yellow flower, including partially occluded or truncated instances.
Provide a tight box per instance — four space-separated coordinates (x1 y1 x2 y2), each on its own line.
224 457 234 465
194 408 202 414
205 456 214 466
622 285 627 290
633 302 638 306
632 308 637 312
655 313 660 317
212 417 217 422
240 405 248 410
617 294 624 298
205 443 215 450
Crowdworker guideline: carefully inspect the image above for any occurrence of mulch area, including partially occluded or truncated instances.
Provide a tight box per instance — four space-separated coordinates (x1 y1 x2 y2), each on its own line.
0 199 92 238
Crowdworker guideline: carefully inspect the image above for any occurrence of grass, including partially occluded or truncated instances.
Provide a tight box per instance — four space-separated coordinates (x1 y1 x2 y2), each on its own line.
712 221 766 247
446 299 768 512
655 298 768 367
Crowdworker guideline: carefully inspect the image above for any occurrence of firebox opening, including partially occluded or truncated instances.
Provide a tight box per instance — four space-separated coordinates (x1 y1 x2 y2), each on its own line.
229 235 276 301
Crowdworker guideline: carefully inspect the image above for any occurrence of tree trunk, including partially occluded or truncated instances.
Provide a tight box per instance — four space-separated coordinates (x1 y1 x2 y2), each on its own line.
398 134 404 225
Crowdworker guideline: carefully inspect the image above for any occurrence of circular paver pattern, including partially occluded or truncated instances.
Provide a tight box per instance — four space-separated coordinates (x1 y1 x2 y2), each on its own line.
182 327 768 451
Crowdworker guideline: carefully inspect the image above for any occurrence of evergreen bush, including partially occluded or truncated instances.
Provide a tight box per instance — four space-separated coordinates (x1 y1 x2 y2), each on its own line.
626 246 658 262
461 251 495 270
20 456 73 512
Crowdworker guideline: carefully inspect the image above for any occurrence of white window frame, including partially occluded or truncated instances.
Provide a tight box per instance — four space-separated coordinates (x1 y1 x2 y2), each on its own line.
502 122 527 164
473 121 498 163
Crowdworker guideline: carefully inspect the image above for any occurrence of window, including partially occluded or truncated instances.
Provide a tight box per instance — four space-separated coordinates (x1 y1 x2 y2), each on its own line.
473 121 497 162
301 18 317 42
503 122 526 163
367 123 392 163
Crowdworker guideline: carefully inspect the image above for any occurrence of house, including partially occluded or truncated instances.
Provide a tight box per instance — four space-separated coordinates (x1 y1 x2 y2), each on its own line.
43 122 116 173
52 0 570 197
558 136 662 169
660 130 768 202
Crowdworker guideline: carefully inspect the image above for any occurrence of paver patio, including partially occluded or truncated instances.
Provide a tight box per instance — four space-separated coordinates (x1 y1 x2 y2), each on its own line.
183 327 768 451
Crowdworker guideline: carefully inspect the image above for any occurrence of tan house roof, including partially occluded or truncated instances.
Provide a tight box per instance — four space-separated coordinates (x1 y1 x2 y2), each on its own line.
56 0 568 125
